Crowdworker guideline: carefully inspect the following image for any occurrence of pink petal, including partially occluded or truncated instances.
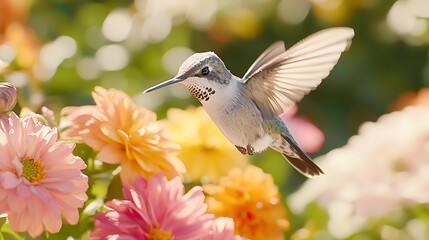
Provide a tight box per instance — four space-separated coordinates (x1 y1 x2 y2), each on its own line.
62 207 80 225
28 196 44 219
0 172 21 189
7 193 26 212
42 209 62 233
26 219 45 238
8 212 31 232
16 184 31 197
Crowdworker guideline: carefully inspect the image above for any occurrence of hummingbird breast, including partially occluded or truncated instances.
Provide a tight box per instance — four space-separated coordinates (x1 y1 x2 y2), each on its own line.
187 84 216 102
195 80 271 152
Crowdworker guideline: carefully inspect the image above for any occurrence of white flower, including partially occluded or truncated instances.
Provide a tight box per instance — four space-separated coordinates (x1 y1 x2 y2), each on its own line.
289 107 429 238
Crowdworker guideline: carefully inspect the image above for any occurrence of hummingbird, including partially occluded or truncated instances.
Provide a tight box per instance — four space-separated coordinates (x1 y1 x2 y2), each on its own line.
144 27 354 177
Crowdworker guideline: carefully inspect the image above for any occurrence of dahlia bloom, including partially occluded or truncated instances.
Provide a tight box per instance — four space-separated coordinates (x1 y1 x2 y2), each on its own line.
280 105 324 153
204 165 289 240
289 107 429 238
162 106 248 183
91 174 214 239
0 113 88 237
61 87 185 184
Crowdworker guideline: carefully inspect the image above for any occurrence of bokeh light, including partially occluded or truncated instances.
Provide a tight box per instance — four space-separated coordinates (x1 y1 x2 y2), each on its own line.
34 36 77 81
102 8 132 42
76 57 100 80
161 47 194 75
387 0 429 41
95 44 129 71
277 0 310 25
0 44 15 63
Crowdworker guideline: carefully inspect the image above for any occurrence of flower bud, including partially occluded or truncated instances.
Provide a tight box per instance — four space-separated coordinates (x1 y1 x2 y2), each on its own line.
20 106 57 127
0 82 17 113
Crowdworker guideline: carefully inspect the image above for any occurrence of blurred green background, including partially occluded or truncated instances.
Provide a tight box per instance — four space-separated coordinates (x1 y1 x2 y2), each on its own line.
1 0 429 238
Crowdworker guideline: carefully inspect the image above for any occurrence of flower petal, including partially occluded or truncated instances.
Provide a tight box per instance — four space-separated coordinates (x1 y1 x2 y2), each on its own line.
0 172 21 189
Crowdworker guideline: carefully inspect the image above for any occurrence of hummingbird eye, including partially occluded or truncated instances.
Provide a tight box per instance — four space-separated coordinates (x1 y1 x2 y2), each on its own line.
201 66 210 76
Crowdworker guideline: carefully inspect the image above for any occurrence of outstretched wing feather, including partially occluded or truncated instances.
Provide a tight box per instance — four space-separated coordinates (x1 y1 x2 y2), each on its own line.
243 28 355 120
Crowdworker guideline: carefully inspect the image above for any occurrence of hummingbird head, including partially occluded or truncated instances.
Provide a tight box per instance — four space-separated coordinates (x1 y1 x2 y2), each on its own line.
144 52 233 102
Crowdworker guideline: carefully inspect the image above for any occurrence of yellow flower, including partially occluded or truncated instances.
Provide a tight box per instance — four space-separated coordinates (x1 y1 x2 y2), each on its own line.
162 106 248 183
204 165 289 240
61 87 185 184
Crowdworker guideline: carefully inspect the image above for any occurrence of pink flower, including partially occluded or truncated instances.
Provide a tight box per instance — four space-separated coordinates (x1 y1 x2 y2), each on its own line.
91 174 214 240
203 217 246 240
280 105 324 153
0 113 88 237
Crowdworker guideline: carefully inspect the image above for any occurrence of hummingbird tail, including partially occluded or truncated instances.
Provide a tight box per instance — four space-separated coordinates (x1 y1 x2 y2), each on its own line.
271 134 324 178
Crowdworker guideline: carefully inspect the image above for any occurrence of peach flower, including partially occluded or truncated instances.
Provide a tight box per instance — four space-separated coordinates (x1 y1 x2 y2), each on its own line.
61 87 185 184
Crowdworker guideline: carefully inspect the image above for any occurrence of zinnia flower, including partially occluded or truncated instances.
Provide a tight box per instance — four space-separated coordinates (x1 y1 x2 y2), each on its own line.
0 82 17 114
162 106 248 183
280 105 324 153
91 174 214 239
204 165 289 240
289 107 429 238
0 0 40 71
0 113 88 237
61 87 185 184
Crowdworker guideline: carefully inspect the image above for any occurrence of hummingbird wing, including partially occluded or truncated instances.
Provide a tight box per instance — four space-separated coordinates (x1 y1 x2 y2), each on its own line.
241 27 354 120
242 41 285 80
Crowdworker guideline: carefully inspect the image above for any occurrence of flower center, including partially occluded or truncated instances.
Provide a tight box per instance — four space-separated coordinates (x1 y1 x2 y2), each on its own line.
145 226 174 240
21 158 46 183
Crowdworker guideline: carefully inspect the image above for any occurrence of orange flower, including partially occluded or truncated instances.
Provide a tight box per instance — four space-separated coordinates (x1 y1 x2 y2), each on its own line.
0 0 40 71
204 165 289 240
61 87 185 184
0 0 31 34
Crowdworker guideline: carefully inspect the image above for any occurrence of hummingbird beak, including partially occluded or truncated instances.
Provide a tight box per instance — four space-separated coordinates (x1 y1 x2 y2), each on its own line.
143 76 185 93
